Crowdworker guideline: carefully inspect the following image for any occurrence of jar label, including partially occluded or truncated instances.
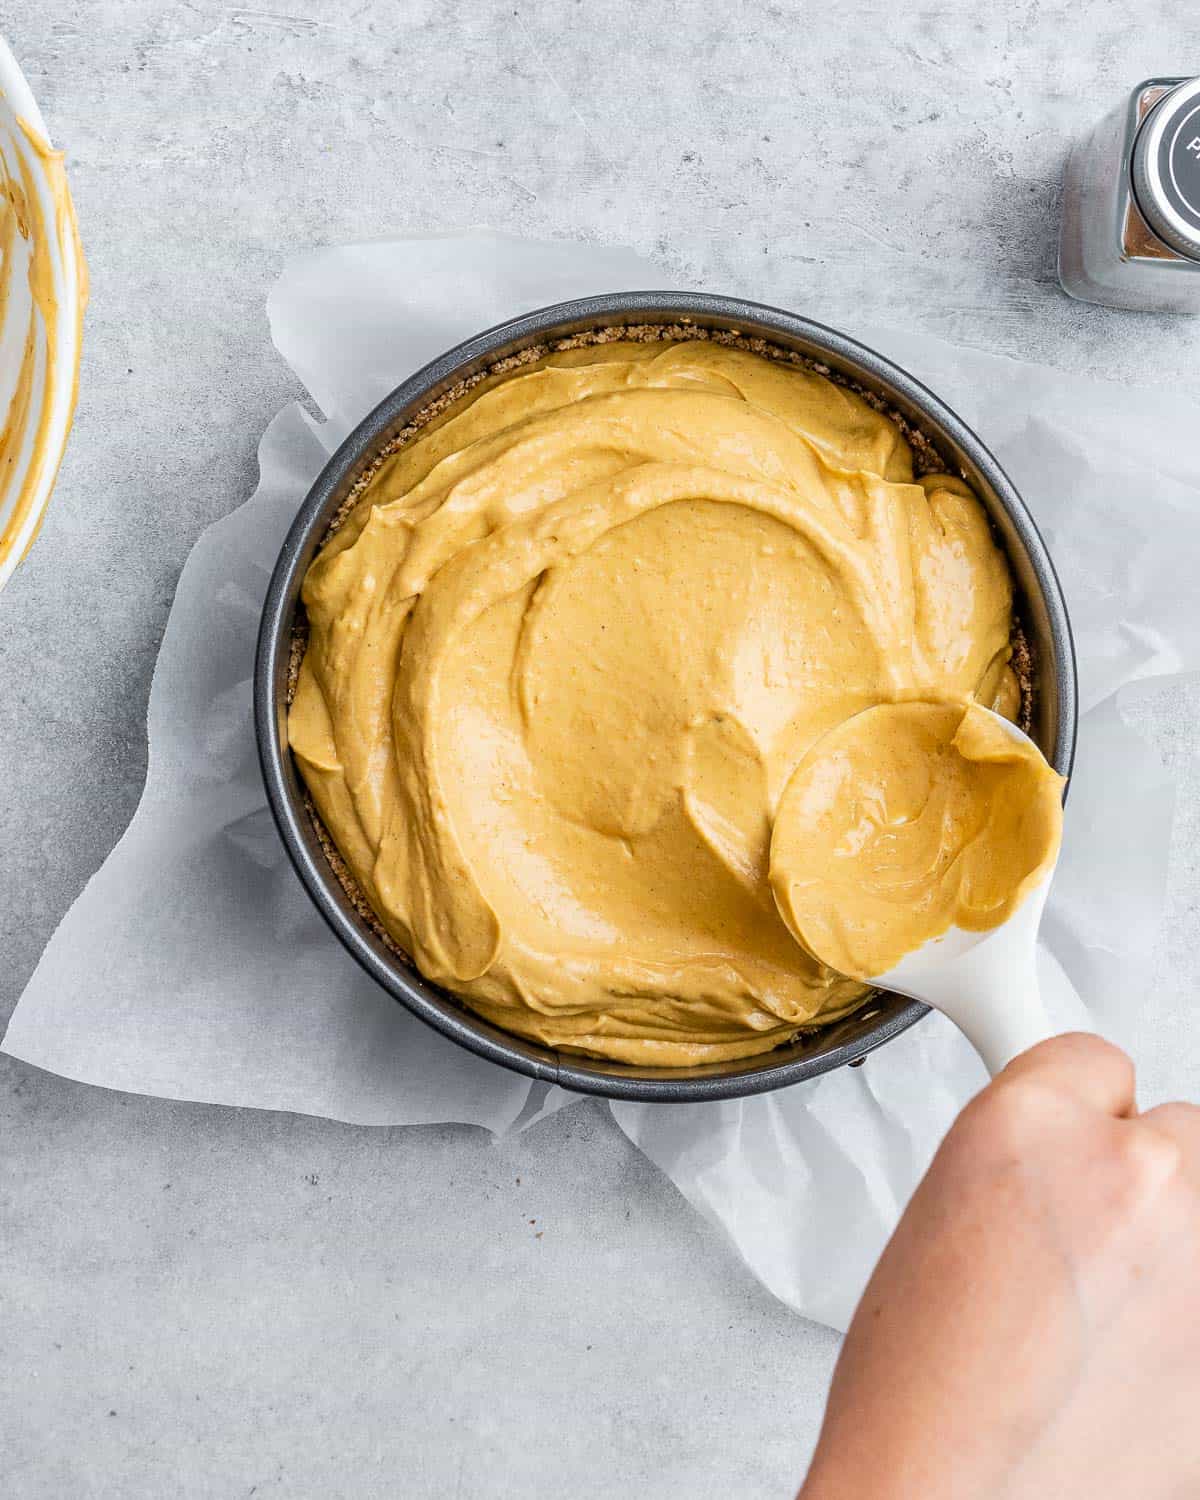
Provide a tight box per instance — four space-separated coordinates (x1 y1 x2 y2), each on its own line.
1161 97 1200 231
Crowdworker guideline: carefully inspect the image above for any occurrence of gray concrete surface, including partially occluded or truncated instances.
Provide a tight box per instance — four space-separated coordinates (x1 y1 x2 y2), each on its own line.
3 2 1199 1496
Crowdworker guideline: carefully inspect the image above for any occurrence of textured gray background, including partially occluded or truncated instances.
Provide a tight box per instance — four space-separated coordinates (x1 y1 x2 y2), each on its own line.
3 3 1199 1497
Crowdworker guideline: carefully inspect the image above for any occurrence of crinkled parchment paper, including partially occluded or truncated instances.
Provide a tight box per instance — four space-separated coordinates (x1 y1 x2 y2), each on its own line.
6 233 1197 1331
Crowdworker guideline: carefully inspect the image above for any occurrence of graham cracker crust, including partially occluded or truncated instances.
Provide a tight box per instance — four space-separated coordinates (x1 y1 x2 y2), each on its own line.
286 322 1038 981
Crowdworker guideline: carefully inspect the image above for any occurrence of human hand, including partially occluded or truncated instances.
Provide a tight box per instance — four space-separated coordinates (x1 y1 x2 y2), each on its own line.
799 1034 1200 1500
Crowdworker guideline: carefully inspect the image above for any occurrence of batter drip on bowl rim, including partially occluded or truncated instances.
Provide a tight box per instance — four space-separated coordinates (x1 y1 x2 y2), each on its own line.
0 106 86 585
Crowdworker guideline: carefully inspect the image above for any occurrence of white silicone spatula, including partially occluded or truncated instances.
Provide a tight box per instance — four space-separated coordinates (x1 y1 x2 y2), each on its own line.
773 707 1063 1078
874 860 1056 1076
859 711 1060 1077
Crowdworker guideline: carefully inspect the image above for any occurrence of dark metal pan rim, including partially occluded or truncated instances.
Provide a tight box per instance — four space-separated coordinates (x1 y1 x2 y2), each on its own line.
254 290 1078 1104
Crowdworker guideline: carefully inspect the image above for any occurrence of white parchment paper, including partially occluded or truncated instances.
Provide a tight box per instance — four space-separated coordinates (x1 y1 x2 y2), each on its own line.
6 233 1196 1331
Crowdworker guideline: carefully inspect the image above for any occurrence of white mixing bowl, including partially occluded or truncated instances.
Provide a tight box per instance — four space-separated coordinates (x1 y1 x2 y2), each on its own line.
0 36 86 593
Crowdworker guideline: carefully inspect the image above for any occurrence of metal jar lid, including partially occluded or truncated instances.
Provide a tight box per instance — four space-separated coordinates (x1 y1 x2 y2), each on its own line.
1131 76 1200 261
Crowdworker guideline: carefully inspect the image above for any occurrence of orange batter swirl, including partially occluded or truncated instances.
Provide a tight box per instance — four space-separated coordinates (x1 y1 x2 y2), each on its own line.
289 341 1024 1065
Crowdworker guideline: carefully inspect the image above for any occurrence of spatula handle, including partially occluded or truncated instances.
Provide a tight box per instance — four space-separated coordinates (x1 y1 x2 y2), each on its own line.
903 882 1060 1077
954 969 1057 1076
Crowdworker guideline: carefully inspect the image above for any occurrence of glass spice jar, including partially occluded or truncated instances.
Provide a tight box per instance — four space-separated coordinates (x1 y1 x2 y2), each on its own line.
1059 76 1200 312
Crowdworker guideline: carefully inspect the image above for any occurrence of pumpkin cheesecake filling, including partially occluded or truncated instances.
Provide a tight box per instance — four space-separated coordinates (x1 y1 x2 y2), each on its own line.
288 339 1027 1067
